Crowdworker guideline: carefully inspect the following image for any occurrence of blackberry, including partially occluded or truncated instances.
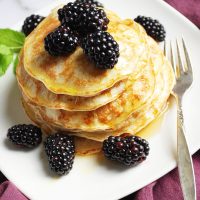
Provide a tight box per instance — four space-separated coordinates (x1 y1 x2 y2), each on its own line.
134 15 166 42
44 25 78 56
44 133 75 175
22 14 45 36
58 2 109 36
81 31 119 69
7 124 42 148
74 0 104 7
102 135 150 166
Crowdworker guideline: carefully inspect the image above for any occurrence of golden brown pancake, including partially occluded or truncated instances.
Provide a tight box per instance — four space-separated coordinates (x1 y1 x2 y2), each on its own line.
17 5 175 148
21 51 155 132
20 35 174 141
23 8 148 97
21 98 102 155
19 29 154 132
17 50 127 111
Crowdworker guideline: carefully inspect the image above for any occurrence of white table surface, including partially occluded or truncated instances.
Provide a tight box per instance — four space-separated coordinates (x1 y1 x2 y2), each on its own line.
0 0 56 28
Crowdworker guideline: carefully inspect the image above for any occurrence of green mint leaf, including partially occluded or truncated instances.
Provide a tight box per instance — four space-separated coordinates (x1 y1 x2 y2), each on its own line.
13 54 19 75
0 53 14 76
0 29 25 76
0 29 25 53
0 44 14 76
0 44 12 55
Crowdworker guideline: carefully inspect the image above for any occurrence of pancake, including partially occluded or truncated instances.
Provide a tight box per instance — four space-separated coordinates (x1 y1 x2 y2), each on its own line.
21 35 174 141
74 137 102 156
71 36 175 141
17 50 126 111
22 44 155 132
21 98 102 155
23 7 147 97
18 3 175 150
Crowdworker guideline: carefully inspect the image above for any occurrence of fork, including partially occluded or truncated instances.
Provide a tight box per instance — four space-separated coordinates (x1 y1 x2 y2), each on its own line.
164 38 196 200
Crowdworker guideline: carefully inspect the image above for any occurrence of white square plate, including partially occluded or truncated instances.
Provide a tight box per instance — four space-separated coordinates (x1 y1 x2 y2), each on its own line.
0 0 200 199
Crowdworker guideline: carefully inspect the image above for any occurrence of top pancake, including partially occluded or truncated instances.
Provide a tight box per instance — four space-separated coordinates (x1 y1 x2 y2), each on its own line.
23 7 147 97
17 50 126 111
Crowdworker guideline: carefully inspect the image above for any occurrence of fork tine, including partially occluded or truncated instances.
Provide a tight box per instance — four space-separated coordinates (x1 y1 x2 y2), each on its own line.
170 41 177 78
182 38 193 74
176 39 184 75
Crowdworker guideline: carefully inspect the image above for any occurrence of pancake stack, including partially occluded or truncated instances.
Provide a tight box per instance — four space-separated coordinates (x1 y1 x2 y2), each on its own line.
16 6 174 155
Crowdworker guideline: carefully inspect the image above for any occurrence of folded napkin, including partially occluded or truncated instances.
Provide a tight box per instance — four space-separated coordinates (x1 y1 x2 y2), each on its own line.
0 0 200 200
0 181 27 200
132 150 200 200
165 0 200 28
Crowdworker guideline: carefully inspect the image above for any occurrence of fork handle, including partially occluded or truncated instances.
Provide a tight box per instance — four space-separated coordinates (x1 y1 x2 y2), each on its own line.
176 95 196 200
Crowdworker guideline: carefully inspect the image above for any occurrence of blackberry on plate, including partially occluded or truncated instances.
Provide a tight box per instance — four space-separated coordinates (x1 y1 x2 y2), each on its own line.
134 15 166 42
102 135 150 166
58 2 109 36
22 14 45 36
81 31 119 69
74 0 104 7
44 133 75 175
44 25 78 56
7 124 42 148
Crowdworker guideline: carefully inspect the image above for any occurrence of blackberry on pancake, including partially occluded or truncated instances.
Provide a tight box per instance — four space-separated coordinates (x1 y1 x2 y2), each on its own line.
74 0 104 7
81 31 119 69
58 2 109 36
44 25 78 56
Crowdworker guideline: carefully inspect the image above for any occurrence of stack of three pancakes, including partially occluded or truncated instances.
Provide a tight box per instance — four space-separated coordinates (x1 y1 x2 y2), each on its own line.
16 6 174 155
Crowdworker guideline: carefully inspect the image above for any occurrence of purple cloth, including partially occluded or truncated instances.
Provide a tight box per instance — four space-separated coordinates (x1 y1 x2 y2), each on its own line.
165 0 200 28
0 0 200 200
134 151 200 200
0 181 27 200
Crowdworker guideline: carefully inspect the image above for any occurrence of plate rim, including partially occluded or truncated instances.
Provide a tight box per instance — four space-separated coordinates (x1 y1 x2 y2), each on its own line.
0 0 200 199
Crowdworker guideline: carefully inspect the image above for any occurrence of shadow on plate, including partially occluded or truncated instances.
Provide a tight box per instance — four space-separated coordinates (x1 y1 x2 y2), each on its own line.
3 78 30 125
